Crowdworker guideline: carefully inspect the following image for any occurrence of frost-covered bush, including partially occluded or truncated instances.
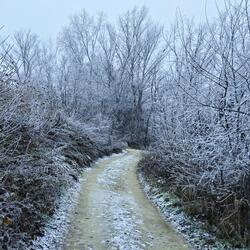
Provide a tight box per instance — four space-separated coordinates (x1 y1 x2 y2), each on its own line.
144 2 250 246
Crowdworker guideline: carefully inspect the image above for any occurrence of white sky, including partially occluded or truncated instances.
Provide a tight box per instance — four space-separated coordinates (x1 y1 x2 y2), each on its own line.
1 0 229 42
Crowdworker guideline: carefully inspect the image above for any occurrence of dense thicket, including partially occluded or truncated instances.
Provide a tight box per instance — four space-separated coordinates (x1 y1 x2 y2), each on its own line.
1 0 250 248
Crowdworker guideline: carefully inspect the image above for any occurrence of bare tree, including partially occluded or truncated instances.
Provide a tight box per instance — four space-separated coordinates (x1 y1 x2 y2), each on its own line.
10 30 40 83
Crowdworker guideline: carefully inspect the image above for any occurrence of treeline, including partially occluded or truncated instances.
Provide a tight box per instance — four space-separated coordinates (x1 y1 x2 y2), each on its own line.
1 0 250 248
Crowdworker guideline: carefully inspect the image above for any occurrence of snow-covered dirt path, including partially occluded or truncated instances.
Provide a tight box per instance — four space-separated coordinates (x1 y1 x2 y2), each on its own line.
63 149 190 250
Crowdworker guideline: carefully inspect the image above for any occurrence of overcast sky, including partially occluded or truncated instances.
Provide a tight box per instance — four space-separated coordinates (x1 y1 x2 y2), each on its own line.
1 0 228 42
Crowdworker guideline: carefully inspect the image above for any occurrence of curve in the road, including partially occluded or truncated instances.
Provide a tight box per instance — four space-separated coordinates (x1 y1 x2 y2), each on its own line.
63 149 190 250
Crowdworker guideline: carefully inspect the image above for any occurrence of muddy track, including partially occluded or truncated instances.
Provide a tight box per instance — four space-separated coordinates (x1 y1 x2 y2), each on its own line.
63 150 190 250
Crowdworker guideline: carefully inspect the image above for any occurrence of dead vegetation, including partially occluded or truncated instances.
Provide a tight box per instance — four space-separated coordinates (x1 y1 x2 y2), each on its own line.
138 153 250 248
0 114 122 249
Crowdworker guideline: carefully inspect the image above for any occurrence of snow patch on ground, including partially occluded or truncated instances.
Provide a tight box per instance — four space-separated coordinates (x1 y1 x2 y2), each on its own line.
95 154 153 250
98 190 145 250
30 168 91 250
97 153 133 188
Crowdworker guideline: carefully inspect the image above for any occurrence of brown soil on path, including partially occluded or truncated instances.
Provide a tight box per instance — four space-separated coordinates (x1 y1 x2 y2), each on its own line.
63 150 191 250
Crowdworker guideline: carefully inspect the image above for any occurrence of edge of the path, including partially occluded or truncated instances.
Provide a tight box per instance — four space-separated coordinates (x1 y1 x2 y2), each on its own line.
137 151 245 250
30 151 126 250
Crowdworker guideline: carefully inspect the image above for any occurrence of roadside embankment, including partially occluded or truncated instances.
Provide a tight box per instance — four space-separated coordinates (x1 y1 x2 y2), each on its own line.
138 153 248 250
0 119 123 250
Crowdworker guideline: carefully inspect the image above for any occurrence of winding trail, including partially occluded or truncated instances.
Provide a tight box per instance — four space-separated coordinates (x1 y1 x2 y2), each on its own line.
63 150 190 250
